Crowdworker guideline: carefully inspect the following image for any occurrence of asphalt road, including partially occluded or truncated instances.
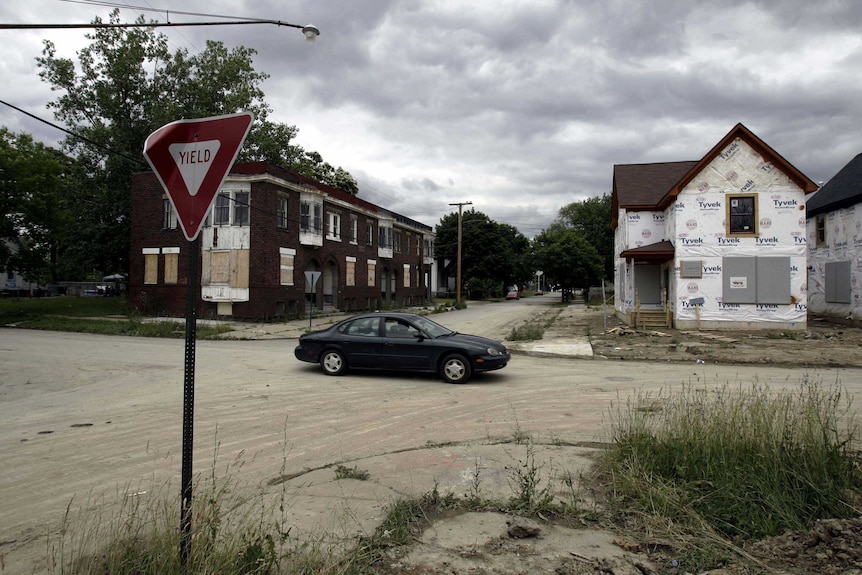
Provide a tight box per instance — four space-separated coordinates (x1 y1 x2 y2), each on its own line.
2 299 859 573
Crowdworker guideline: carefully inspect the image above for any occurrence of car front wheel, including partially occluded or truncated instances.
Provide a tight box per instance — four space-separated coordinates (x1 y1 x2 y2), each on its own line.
440 354 471 384
320 350 347 376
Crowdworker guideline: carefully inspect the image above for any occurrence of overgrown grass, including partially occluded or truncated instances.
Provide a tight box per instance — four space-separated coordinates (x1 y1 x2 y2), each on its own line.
600 377 862 571
507 322 545 341
0 296 232 338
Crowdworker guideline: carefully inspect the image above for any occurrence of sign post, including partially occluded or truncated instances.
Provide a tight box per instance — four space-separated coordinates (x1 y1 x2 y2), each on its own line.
143 112 253 569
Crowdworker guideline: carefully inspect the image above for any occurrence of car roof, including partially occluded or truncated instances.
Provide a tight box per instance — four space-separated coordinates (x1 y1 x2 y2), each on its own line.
344 312 423 321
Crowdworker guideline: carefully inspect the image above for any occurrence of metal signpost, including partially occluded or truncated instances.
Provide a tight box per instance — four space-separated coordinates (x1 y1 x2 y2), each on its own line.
143 112 253 569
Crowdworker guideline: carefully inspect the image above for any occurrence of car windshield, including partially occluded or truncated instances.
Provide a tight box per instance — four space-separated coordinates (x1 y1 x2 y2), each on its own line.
410 316 454 338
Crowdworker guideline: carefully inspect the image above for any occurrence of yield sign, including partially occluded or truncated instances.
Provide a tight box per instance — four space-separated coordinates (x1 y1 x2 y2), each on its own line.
143 112 254 241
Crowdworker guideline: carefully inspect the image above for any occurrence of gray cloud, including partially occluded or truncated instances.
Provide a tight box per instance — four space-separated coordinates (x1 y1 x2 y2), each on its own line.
2 0 862 237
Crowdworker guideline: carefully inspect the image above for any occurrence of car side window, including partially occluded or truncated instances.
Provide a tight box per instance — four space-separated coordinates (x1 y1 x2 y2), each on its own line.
385 318 419 338
343 317 380 337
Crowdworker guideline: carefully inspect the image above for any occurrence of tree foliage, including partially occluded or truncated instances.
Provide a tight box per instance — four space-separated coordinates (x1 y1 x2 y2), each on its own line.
0 128 75 283
32 10 356 278
435 209 530 298
556 193 614 279
531 225 604 295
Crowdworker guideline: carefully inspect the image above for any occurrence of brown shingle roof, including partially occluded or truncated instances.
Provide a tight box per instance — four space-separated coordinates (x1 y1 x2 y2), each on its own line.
610 123 818 229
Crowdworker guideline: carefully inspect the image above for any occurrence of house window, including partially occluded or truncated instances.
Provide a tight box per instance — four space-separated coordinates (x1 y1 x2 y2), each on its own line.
367 259 376 287
301 201 322 233
277 196 289 229
326 212 341 240
209 187 251 227
403 264 411 288
727 194 758 235
164 247 179 284
213 193 230 225
350 217 358 244
279 248 295 286
163 200 177 229
367 222 374 246
346 256 356 287
393 231 402 253
424 238 434 258
234 191 249 226
379 226 393 249
815 214 827 247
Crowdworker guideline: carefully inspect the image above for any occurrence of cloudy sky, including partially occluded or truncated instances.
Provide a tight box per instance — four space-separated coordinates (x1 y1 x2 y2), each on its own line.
2 0 861 236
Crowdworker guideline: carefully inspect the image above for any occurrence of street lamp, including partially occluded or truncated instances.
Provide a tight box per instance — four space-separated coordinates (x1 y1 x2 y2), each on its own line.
0 20 321 41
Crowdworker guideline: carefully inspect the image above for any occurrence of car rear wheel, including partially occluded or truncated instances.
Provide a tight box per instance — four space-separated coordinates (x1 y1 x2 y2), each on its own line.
440 354 471 384
320 350 346 376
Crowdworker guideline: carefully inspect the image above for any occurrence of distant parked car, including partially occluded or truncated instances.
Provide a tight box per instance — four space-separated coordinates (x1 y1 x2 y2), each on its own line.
534 289 543 296
506 290 520 300
294 312 510 383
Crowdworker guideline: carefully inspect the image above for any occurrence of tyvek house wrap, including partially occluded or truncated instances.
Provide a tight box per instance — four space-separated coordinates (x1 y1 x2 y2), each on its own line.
807 204 862 321
671 138 808 325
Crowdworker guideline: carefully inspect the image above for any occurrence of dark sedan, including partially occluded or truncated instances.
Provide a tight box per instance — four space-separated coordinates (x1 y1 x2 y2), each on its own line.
294 312 510 383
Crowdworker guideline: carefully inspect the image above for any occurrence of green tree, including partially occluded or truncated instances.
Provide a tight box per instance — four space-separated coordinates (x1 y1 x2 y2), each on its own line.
35 10 357 277
435 209 530 298
556 193 614 280
0 128 74 284
531 225 603 298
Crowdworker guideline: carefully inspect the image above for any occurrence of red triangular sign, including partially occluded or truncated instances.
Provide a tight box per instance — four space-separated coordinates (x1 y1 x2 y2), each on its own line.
143 112 254 241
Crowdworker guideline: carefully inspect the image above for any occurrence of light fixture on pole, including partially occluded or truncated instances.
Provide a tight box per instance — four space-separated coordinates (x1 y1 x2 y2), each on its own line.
449 201 472 304
0 20 321 42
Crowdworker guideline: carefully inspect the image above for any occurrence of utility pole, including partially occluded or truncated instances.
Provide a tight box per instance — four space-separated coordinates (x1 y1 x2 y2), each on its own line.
449 201 472 304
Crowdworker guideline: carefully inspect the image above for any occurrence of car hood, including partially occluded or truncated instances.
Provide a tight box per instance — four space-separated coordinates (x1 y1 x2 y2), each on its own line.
443 332 508 352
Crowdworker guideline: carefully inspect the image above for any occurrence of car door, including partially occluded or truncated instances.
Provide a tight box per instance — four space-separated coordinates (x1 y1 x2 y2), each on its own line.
337 317 383 368
380 317 435 370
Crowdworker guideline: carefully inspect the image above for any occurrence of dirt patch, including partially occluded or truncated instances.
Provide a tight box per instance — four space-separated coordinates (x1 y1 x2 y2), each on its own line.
572 306 862 369
375 305 862 575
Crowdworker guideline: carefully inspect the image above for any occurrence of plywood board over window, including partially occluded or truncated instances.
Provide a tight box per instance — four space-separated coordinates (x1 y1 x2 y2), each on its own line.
280 248 295 286
232 249 250 289
210 251 230 284
143 248 159 285
722 256 790 304
825 261 851 303
164 247 180 284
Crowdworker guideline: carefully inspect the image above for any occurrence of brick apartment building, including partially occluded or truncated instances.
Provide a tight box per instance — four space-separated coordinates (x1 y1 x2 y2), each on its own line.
129 162 435 320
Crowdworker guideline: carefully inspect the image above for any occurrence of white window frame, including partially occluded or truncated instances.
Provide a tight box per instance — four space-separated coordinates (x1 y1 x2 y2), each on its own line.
326 211 342 241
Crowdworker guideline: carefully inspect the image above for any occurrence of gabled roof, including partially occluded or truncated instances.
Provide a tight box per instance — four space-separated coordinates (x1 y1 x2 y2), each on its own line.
610 123 818 229
805 153 862 218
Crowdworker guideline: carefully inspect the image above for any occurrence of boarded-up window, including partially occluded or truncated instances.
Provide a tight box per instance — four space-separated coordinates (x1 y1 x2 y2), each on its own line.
211 251 230 283
232 249 249 288
280 248 295 286
722 256 790 304
346 256 356 287
403 264 411 288
164 249 179 284
144 251 158 285
367 260 376 287
825 261 851 303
